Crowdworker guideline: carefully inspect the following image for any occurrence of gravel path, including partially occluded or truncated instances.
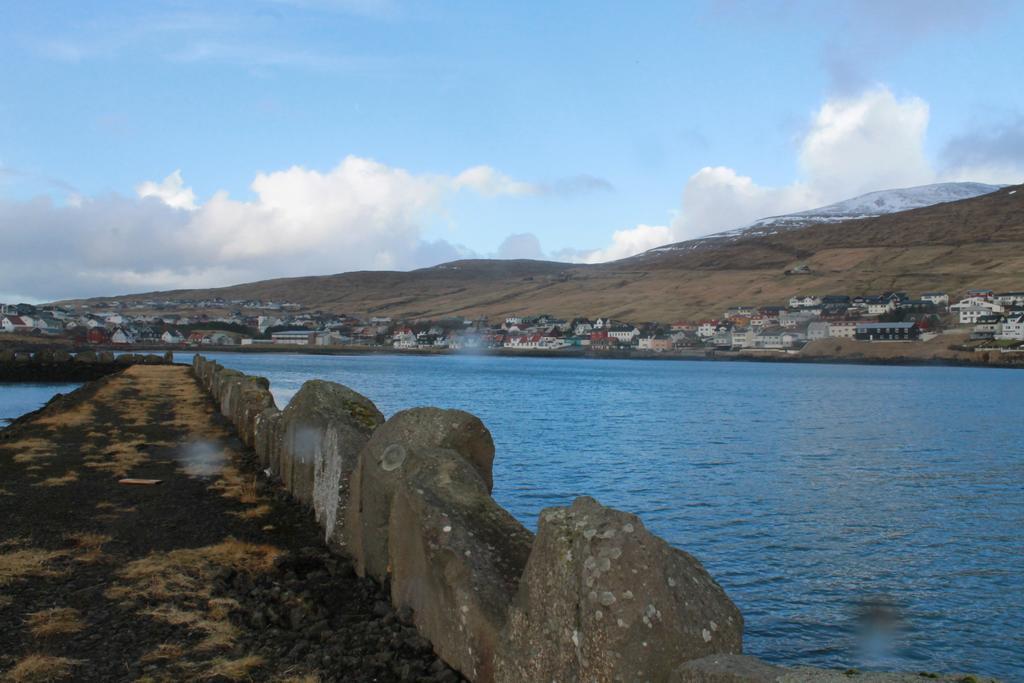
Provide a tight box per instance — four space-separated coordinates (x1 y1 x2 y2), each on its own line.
0 365 463 683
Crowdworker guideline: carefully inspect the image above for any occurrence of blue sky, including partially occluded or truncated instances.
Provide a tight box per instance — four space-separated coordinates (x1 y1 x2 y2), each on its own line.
1 1 1023 301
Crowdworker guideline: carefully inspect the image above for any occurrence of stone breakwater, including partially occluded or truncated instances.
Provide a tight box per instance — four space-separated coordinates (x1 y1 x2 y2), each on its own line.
190 354 992 683
0 349 174 382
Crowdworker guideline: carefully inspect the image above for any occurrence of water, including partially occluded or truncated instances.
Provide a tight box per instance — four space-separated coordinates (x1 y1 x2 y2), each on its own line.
3 354 1021 678
0 382 81 425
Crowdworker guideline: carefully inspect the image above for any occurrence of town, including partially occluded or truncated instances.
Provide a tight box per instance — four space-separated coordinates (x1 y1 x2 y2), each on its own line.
2 289 1023 354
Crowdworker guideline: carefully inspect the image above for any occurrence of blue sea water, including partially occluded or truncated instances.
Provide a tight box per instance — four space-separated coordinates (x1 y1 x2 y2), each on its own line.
0 382 80 424
2 354 1021 678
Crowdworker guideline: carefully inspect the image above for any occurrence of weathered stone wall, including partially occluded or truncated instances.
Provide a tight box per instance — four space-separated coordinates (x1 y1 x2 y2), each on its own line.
189 355 980 683
0 350 173 382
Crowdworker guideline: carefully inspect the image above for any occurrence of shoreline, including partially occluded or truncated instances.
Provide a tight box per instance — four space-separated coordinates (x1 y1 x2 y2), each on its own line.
2 338 1022 373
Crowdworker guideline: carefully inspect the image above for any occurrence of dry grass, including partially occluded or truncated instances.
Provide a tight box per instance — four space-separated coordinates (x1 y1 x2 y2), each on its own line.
140 643 185 663
0 549 67 586
26 607 85 638
211 466 261 505
106 539 281 655
143 604 239 652
230 504 272 520
94 501 137 522
281 675 322 683
34 471 78 488
5 439 55 465
35 402 94 429
83 439 151 477
65 533 111 564
107 538 281 603
197 655 265 681
2 654 82 682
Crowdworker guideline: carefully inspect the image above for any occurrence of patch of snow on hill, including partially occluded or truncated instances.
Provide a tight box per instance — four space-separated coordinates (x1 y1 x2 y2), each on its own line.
749 182 1002 230
642 182 1003 256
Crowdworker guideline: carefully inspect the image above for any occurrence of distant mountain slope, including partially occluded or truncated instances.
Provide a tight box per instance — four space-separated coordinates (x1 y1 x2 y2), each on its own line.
651 182 1004 249
752 181 1002 228
58 183 1024 322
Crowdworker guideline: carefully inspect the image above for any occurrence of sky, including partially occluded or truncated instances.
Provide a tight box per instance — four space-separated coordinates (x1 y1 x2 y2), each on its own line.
2 0 1024 302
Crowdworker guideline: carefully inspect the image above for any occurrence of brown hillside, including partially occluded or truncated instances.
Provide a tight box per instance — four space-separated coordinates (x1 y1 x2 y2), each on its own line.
58 184 1024 321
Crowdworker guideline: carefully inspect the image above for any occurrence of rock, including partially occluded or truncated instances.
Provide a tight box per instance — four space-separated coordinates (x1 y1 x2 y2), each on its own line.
34 349 55 363
53 350 72 362
388 446 533 683
495 496 743 683
254 407 282 470
0 350 14 363
74 350 98 363
346 407 496 581
98 351 115 363
277 380 384 547
671 655 787 682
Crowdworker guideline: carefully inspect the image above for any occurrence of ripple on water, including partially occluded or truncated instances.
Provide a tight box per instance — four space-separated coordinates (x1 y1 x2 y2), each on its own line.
198 352 1024 680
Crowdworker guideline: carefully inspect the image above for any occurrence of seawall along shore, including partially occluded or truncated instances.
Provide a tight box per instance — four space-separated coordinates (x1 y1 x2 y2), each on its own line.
190 353 1001 683
0 349 175 383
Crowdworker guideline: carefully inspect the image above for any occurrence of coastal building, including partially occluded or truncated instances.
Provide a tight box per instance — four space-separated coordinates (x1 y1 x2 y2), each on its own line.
607 325 640 344
788 295 822 308
950 298 1004 324
996 314 1024 340
828 321 859 338
161 330 185 345
696 320 718 338
996 292 1024 307
637 336 673 352
854 322 920 341
921 292 949 307
270 330 318 345
972 315 1003 339
0 315 32 333
110 328 135 344
806 321 831 340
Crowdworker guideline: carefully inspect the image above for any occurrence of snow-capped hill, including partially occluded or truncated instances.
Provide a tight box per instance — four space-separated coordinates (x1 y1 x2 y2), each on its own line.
748 182 1003 231
641 181 1005 257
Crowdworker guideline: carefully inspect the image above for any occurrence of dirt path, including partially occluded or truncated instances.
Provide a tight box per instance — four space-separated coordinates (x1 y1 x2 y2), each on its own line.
0 365 460 683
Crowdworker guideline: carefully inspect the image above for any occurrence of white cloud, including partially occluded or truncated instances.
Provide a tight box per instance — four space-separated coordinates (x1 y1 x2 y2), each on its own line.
453 165 613 198
668 85 1002 242
495 233 545 260
798 87 932 199
572 224 674 264
575 85 1018 262
136 170 198 210
1 156 613 299
453 165 537 197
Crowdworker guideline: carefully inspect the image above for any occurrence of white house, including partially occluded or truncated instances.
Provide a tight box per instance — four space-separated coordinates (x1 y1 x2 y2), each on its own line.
161 330 185 345
573 320 594 336
996 314 1024 340
950 298 1004 324
788 295 822 308
806 321 831 340
110 328 135 344
866 299 896 316
921 292 949 307
779 310 818 328
696 321 718 339
607 326 640 344
1 315 32 333
729 328 754 349
392 329 417 349
271 330 315 345
996 292 1024 307
828 321 859 338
